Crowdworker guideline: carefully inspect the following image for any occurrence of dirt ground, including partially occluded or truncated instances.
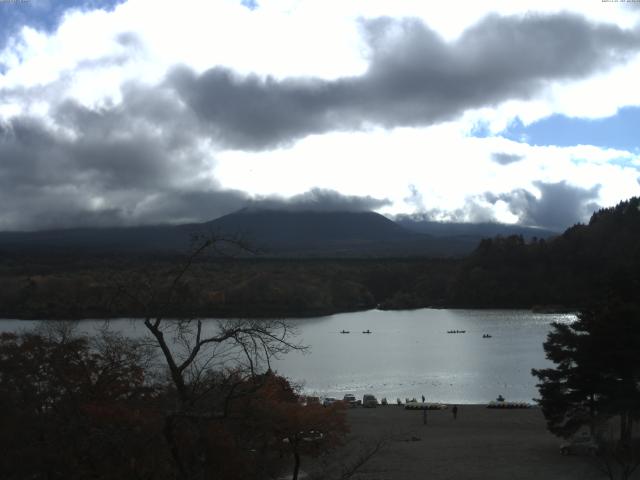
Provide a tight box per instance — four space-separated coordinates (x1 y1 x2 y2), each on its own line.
321 405 625 480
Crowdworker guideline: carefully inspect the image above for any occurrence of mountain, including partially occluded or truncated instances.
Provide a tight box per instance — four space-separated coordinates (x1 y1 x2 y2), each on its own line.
203 209 435 256
2 200 637 319
206 208 409 245
0 209 454 257
396 217 557 240
0 208 560 258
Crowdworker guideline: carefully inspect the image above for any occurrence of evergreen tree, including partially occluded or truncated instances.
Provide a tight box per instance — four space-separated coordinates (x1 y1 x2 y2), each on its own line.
532 293 640 442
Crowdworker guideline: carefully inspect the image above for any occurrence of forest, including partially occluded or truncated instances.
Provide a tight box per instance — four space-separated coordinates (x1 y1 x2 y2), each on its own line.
0 197 638 319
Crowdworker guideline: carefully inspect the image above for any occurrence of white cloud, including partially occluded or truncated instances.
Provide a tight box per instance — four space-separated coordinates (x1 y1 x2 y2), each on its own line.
0 0 639 229
215 121 639 219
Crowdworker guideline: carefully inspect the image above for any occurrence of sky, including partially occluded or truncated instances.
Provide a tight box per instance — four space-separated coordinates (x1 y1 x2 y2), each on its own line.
1 0 640 232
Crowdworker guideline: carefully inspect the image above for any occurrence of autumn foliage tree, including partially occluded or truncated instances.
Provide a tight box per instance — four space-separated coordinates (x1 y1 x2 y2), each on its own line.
1 236 353 480
0 327 352 480
110 235 318 480
236 372 349 480
0 327 166 480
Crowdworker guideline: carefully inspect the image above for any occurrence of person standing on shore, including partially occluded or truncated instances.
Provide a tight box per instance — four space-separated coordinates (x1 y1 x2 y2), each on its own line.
452 405 458 420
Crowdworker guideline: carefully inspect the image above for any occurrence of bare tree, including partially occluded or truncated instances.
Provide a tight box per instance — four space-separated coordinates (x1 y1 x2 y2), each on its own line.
111 234 306 479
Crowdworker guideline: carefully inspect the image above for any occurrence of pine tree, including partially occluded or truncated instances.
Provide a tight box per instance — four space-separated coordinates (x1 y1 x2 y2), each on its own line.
532 293 640 443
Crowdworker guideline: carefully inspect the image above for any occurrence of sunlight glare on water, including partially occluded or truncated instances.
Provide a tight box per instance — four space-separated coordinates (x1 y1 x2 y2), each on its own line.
0 308 575 404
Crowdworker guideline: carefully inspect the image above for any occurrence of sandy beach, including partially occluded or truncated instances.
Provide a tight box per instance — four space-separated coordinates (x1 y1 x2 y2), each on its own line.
328 405 617 480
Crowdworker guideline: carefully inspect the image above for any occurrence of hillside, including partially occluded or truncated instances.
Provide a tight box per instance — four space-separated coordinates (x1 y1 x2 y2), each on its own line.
205 209 416 253
446 197 640 308
0 224 196 254
0 209 536 258
0 209 442 257
396 217 557 240
1 199 637 319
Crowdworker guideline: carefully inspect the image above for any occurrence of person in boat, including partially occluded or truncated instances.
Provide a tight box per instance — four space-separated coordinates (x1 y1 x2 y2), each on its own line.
497 394 505 402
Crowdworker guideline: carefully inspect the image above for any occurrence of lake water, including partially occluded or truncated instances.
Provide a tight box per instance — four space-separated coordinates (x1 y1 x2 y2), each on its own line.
0 308 575 404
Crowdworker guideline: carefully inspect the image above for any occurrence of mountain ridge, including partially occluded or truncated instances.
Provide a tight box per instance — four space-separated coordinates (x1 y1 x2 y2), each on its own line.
0 208 558 257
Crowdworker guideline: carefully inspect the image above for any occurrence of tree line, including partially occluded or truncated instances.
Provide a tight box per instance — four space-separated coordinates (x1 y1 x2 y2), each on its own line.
0 237 385 480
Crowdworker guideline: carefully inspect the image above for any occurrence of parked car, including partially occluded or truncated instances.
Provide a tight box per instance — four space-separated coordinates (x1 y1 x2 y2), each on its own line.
560 434 600 456
362 394 378 408
343 394 358 407
323 397 337 407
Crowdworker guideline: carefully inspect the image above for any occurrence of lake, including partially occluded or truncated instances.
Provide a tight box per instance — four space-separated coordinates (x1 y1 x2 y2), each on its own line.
0 308 575 404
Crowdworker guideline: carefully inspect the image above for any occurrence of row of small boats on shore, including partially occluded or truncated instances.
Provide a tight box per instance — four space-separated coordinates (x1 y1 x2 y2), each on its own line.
487 401 532 409
447 330 493 338
340 329 493 337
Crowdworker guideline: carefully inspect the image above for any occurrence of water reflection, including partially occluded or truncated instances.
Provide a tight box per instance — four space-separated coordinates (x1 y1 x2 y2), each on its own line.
0 308 575 404
270 309 576 403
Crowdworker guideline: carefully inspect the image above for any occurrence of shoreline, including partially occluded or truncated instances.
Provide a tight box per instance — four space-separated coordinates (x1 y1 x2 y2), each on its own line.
0 305 578 322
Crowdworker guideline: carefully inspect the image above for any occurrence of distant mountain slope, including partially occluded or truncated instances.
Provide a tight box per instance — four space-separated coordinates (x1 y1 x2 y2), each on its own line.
0 208 565 258
0 209 462 257
396 217 557 239
207 209 410 244
0 224 197 254
203 209 427 255
2 200 637 319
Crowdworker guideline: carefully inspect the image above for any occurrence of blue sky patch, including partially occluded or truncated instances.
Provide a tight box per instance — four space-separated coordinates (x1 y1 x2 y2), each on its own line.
469 120 491 138
241 0 258 10
496 107 640 153
0 0 125 51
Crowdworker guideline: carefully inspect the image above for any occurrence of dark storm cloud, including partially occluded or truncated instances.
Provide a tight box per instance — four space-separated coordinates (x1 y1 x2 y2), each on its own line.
491 152 524 165
0 88 252 230
486 181 601 230
132 189 250 225
0 98 389 229
1 12 633 230
406 181 601 228
248 188 391 212
169 13 640 149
